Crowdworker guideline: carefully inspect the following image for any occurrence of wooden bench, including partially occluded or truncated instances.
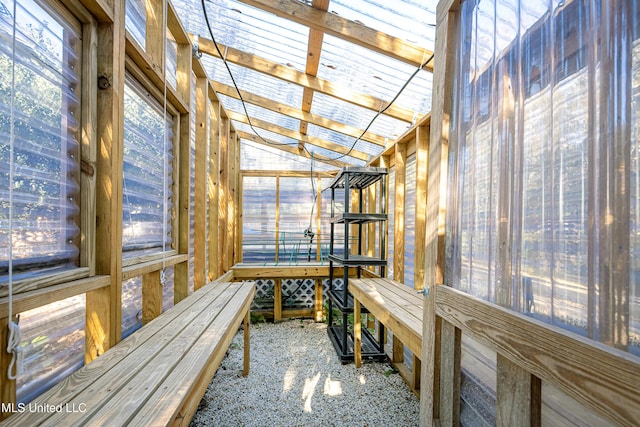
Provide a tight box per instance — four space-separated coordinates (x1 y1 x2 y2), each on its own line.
350 278 423 388
3 280 255 426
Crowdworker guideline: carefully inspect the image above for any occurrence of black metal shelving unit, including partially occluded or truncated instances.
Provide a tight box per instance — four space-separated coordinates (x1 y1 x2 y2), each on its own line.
327 167 388 363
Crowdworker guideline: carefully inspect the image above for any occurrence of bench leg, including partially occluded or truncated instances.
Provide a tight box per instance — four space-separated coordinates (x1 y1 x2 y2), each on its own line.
243 310 250 376
354 297 362 368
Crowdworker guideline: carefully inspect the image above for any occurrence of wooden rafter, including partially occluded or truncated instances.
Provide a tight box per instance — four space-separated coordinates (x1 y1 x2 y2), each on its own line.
212 81 386 146
237 131 351 169
236 0 434 70
298 0 330 151
226 110 370 161
196 37 418 123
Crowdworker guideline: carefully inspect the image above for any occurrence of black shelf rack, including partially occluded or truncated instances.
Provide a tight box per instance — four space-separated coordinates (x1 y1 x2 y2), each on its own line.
327 167 388 362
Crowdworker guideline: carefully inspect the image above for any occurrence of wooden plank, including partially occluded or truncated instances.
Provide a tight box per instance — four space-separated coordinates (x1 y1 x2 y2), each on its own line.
142 270 163 324
496 354 541 427
194 76 209 290
197 38 416 123
236 0 434 69
0 267 90 298
167 1 190 44
77 0 112 23
438 320 461 427
122 254 188 280
354 296 362 368
415 125 429 289
241 169 335 179
394 142 407 283
0 276 110 319
436 285 640 426
90 2 126 360
127 284 256 426
213 81 386 146
421 2 457 424
237 131 351 168
227 111 370 161
232 264 353 279
208 101 221 281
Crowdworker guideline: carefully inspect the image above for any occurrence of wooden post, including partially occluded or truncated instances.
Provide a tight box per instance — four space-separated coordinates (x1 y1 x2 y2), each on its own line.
314 279 323 322
142 270 163 324
354 297 362 368
393 143 407 362
193 76 209 290
420 1 457 425
145 0 165 75
175 40 192 302
274 279 282 322
496 354 542 427
218 117 229 273
243 311 250 376
88 0 126 361
208 100 220 281
415 125 429 288
438 320 461 427
227 130 237 270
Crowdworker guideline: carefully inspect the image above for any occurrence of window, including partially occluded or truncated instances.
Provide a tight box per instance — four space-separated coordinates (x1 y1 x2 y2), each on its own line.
122 74 174 260
0 0 82 285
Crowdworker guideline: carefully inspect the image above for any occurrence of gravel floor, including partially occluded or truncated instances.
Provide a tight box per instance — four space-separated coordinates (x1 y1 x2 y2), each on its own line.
190 319 419 427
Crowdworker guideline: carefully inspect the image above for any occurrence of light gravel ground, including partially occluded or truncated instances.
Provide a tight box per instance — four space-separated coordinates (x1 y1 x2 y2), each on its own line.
190 319 419 427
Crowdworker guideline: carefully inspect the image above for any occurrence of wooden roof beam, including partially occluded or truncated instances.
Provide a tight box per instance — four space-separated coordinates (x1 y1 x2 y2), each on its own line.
237 131 352 169
212 81 387 146
236 0 434 70
196 37 419 123
226 110 370 162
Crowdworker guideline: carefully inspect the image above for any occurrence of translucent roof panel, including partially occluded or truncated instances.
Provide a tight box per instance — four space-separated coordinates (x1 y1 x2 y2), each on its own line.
310 92 412 141
241 140 336 172
201 55 304 108
306 124 383 158
232 122 299 148
218 94 301 133
317 34 420 102
328 0 437 49
174 0 309 70
305 145 366 167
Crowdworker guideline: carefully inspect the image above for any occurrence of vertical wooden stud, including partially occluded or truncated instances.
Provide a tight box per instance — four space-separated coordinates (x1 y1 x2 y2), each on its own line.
394 142 407 283
314 279 323 322
145 0 165 75
243 310 250 376
496 354 542 427
193 76 209 290
439 320 461 427
88 0 126 361
274 279 282 322
415 125 429 288
354 297 362 368
218 117 229 273
421 1 458 425
227 130 236 270
208 100 220 281
142 270 163 324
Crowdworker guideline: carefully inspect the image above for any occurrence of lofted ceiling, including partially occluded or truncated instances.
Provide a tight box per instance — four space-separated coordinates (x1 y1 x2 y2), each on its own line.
172 0 437 168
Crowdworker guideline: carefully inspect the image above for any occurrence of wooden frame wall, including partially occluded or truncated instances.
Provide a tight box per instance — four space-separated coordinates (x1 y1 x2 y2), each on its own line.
419 0 640 426
0 0 238 416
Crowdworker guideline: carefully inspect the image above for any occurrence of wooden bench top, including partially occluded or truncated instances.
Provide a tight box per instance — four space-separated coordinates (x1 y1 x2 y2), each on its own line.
350 278 423 357
3 281 255 427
